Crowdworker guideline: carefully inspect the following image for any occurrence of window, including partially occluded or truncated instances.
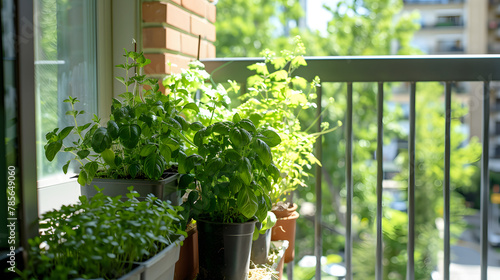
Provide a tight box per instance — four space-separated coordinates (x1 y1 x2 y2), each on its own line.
34 0 97 179
34 0 98 211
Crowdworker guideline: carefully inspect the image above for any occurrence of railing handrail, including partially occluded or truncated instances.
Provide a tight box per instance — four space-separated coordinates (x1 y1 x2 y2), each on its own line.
202 55 500 83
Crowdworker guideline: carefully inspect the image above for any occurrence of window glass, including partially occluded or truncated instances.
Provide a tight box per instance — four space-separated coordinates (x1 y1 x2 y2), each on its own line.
34 0 97 180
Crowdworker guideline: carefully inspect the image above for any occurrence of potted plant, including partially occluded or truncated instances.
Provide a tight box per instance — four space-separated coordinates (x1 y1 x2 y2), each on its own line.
235 37 341 263
18 188 186 280
179 113 282 280
43 49 202 203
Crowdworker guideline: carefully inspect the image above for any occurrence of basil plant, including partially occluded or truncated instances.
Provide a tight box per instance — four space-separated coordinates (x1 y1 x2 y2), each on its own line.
44 50 202 185
179 113 282 224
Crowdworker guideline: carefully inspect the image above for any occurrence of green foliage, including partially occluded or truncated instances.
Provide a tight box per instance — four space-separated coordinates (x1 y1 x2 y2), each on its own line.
180 115 282 224
236 37 340 203
18 189 186 280
44 50 206 185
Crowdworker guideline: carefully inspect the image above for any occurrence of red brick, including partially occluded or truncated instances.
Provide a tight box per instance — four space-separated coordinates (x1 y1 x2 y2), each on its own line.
166 3 191 32
182 0 206 18
206 3 216 23
181 33 199 57
142 2 168 23
207 42 216 58
190 15 216 42
144 53 191 74
143 27 181 52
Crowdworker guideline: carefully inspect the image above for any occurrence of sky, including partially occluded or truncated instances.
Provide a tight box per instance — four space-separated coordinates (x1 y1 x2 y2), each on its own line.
306 0 335 35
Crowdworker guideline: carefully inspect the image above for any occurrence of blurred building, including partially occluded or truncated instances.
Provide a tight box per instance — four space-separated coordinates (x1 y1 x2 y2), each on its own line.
402 0 500 171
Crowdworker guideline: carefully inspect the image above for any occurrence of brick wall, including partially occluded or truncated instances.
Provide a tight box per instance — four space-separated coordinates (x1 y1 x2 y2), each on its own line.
142 0 216 75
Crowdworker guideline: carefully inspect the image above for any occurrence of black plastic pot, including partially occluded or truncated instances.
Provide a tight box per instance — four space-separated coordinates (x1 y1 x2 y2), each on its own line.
251 228 271 264
197 219 256 280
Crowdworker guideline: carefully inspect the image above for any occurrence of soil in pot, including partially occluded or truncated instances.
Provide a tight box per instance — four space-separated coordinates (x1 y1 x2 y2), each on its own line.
197 219 256 280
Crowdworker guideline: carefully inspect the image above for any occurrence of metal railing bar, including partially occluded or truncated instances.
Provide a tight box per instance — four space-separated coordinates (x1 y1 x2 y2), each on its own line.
346 82 353 280
315 85 323 280
481 81 490 280
201 56 500 83
376 82 384 280
444 82 452 280
407 82 416 280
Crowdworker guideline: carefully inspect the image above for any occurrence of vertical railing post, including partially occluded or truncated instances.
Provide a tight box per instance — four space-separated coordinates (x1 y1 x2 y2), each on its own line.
443 82 452 280
376 82 384 280
480 81 490 280
346 82 354 280
407 82 416 280
315 84 323 279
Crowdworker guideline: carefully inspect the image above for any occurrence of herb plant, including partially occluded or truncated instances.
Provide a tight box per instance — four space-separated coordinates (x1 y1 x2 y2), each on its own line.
235 36 341 204
19 188 186 280
180 114 282 224
44 50 202 185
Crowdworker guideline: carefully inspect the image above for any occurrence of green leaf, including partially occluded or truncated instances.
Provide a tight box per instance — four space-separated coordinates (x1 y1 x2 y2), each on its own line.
269 70 288 81
212 122 230 135
179 174 195 189
232 113 242 123
159 145 172 162
128 163 141 178
224 149 241 161
239 119 256 133
237 186 258 219
190 121 204 131
239 157 253 185
62 160 71 174
258 129 281 147
77 170 87 186
140 144 157 157
268 163 281 182
58 126 74 140
254 139 272 166
229 127 243 148
77 150 90 159
184 155 204 173
107 120 119 139
182 102 200 113
84 162 98 182
249 114 262 126
91 127 112 153
45 140 62 161
174 115 189 130
247 63 269 75
115 76 126 85
143 153 165 180
101 149 116 166
291 56 307 68
119 124 141 149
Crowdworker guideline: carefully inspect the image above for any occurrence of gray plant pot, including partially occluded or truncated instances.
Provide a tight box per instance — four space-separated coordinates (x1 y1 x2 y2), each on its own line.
81 173 180 205
251 228 272 264
137 235 185 280
117 264 145 280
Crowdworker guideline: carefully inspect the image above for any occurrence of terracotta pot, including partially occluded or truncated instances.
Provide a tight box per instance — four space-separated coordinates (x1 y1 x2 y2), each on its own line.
273 203 298 219
174 225 199 280
271 203 299 263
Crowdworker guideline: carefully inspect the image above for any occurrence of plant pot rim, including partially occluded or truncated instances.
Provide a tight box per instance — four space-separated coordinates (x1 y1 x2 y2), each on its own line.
271 203 298 218
86 172 179 185
196 218 257 226
136 234 185 265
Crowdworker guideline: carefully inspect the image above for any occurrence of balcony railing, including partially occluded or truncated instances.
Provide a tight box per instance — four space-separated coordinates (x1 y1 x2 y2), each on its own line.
202 55 500 280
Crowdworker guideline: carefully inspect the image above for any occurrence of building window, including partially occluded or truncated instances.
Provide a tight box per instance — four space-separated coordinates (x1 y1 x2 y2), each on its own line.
34 0 97 182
